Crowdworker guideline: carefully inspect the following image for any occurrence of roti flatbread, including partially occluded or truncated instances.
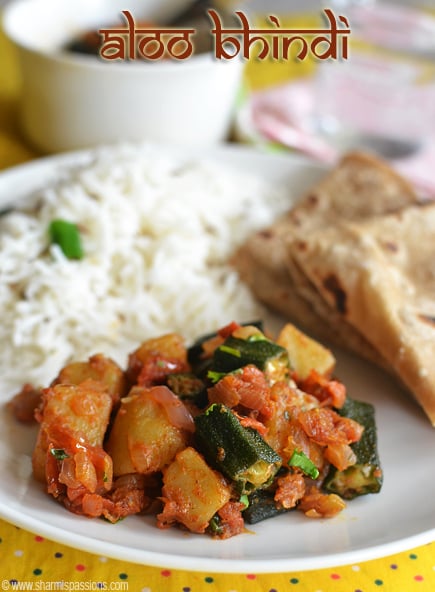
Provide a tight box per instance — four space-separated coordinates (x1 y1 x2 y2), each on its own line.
289 203 435 425
234 151 418 364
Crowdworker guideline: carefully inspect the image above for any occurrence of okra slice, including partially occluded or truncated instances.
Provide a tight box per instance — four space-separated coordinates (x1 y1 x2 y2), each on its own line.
243 489 290 524
187 321 264 377
166 372 208 408
323 397 383 499
194 403 282 494
211 334 289 382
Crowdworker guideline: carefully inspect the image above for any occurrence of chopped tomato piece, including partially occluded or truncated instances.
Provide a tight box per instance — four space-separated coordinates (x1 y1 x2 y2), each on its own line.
215 501 245 539
274 472 306 509
236 412 268 437
298 408 363 447
208 364 271 416
136 355 188 387
218 321 241 338
298 369 346 409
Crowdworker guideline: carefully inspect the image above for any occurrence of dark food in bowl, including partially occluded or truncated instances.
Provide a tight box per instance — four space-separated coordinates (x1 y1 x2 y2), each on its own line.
64 0 232 58
65 20 159 57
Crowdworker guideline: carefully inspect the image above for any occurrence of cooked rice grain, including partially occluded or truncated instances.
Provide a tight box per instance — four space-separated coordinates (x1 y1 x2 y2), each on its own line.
0 144 290 390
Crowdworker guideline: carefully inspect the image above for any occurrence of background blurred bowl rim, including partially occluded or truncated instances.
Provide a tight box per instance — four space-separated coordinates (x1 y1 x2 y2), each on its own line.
2 0 239 72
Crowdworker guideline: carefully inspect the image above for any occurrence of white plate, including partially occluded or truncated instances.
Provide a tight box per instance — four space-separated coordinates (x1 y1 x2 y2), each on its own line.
1 145 435 573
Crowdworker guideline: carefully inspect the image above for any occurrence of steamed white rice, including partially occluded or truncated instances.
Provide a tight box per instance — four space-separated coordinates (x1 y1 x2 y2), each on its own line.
0 144 291 390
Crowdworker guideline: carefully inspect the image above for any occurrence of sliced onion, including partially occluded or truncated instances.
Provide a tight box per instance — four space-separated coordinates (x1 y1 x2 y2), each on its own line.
148 385 195 433
81 493 104 518
58 456 80 489
74 449 98 493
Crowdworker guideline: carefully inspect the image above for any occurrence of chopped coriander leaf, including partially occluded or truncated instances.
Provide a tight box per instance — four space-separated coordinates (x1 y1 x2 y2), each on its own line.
218 345 242 358
240 494 249 509
247 333 267 342
208 515 223 535
49 219 84 260
289 449 320 480
207 370 228 384
50 448 69 461
207 368 242 384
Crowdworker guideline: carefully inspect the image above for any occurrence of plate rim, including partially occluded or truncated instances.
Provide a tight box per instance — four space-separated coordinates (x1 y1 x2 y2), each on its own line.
1 143 434 573
1 505 435 573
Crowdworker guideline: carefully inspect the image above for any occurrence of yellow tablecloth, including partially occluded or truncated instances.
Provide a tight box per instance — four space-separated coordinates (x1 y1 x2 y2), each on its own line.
1 16 435 592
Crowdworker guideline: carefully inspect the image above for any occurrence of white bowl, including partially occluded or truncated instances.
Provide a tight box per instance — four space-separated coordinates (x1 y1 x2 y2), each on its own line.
3 0 244 153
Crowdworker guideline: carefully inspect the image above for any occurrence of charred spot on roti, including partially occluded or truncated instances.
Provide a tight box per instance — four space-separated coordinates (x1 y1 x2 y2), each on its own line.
418 314 435 327
322 274 347 315
307 194 319 206
289 212 302 226
258 229 274 240
295 240 308 252
382 241 399 253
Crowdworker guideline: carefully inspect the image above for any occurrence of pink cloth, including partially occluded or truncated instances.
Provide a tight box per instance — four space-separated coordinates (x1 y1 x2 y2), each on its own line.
247 80 435 199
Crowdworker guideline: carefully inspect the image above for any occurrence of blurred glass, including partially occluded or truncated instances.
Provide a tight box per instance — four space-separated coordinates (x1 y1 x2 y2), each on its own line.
314 0 435 158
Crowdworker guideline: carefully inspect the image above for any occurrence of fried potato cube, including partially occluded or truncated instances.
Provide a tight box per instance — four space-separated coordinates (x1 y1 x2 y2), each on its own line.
105 386 188 477
32 380 113 482
126 333 189 385
158 447 231 534
53 353 127 405
277 323 336 380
